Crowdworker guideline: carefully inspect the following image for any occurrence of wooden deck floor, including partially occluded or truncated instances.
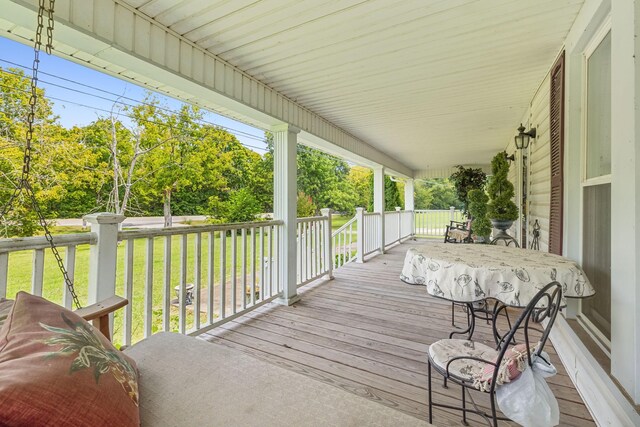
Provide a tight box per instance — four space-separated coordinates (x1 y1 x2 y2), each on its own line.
201 240 595 426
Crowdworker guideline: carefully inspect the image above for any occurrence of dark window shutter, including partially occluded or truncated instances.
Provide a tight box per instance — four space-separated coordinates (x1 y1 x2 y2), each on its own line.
549 51 565 255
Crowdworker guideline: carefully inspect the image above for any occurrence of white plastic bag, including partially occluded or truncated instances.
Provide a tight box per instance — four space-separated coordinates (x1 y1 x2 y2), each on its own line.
495 352 560 427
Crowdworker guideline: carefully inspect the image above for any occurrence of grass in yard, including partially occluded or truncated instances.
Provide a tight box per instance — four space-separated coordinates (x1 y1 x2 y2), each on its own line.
330 214 354 230
5 231 276 347
4 210 454 346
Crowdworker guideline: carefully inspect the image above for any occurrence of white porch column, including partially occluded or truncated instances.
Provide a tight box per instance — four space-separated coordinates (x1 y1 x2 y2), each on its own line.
320 208 334 279
272 124 300 306
355 207 365 263
404 179 415 237
611 0 640 404
404 179 415 211
373 166 385 254
84 213 124 304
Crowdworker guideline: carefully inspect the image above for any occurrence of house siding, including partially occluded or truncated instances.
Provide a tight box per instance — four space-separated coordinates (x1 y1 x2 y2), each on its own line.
506 74 551 251
528 74 552 252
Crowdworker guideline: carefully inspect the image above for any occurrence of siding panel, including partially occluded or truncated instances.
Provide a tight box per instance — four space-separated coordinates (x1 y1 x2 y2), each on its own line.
528 74 551 252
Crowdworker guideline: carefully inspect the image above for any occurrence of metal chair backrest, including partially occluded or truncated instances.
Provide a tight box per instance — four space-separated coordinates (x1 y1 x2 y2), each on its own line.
489 282 562 386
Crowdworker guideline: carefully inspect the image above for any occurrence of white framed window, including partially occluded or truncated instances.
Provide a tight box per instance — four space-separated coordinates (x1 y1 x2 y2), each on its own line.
578 19 611 352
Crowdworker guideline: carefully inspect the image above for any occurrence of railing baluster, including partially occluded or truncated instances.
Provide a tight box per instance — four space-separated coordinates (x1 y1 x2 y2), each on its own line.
315 221 318 274
194 232 202 331
297 222 302 284
179 234 187 334
0 252 7 299
251 226 256 305
144 237 153 338
241 228 247 310
267 226 273 297
231 229 237 314
305 222 310 281
349 223 353 262
123 239 134 346
220 231 226 319
63 245 76 309
207 231 215 325
163 235 172 332
259 226 264 301
275 225 280 292
31 249 45 297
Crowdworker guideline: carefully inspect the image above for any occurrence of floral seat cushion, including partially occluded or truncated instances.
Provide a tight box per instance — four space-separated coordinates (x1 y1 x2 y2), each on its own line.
428 339 533 392
428 339 497 385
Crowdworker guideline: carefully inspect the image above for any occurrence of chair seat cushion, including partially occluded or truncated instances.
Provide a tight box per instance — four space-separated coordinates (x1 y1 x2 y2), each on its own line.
428 339 497 387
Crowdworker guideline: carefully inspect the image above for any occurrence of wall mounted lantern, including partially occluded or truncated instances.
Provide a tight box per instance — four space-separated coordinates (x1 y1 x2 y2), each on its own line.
515 123 536 150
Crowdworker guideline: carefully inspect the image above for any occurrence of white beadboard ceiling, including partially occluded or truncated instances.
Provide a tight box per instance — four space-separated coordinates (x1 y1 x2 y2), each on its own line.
115 0 582 172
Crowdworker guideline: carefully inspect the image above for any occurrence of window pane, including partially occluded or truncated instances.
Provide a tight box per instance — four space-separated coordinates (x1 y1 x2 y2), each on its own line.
586 31 611 179
582 183 611 340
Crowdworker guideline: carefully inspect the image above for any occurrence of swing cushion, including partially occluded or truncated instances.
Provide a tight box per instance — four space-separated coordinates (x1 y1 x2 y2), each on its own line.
0 292 140 426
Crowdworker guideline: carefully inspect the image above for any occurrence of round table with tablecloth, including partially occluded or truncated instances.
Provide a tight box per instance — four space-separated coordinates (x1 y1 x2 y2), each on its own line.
400 243 594 307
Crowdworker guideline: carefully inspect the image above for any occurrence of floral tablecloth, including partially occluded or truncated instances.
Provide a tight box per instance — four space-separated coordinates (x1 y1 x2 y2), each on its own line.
400 243 594 307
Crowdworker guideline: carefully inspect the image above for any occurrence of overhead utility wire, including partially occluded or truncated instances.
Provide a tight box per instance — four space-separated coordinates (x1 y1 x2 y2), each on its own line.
0 82 268 153
0 58 268 145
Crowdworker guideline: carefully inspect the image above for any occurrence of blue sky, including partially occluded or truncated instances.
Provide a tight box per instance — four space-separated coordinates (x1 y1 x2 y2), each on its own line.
0 36 268 152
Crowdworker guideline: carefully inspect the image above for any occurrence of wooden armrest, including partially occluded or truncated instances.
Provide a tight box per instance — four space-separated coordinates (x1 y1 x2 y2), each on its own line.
75 296 128 321
74 296 128 342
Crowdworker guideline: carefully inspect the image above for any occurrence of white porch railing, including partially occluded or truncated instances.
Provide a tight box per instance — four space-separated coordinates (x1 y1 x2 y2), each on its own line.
296 213 332 287
332 215 357 269
363 212 381 256
0 207 417 346
414 207 465 238
116 220 283 345
0 233 95 307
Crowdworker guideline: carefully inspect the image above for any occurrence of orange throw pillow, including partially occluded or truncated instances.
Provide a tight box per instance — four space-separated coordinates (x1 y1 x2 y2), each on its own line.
0 292 139 426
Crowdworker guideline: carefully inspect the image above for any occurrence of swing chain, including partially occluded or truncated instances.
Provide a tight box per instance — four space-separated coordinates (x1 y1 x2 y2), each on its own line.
1 0 81 309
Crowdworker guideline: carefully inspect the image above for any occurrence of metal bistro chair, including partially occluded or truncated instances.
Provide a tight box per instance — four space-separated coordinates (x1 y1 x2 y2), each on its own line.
444 219 473 327
444 220 473 243
427 282 563 426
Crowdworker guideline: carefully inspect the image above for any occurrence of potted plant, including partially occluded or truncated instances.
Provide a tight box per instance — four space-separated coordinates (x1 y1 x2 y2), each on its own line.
449 165 487 217
487 152 519 238
467 189 491 243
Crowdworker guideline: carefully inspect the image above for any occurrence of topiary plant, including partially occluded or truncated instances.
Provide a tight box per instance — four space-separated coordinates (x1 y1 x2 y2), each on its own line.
467 189 492 239
487 152 519 221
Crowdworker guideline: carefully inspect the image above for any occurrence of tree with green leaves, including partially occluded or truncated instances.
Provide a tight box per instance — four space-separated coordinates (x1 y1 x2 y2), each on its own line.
0 67 101 235
414 179 461 210
366 174 402 211
264 133 356 214
346 166 372 211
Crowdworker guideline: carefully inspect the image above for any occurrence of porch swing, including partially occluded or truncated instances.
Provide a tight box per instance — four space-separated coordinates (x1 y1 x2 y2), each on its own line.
1 0 126 341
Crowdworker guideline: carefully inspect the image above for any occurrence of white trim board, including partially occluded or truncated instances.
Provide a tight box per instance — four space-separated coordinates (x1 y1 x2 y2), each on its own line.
550 315 640 426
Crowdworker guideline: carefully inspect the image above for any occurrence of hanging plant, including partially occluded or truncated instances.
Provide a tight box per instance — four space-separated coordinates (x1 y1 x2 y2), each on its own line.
487 152 519 221
449 165 487 216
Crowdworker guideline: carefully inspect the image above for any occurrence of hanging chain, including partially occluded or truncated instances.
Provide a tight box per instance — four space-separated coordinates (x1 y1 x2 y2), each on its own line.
0 0 81 309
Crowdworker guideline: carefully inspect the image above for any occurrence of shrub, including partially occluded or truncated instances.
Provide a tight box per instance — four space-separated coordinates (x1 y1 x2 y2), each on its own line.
223 188 262 223
297 191 316 217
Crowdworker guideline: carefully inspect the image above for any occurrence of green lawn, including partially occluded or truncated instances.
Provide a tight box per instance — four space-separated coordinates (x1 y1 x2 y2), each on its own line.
330 214 355 230
5 230 275 347
5 210 453 346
